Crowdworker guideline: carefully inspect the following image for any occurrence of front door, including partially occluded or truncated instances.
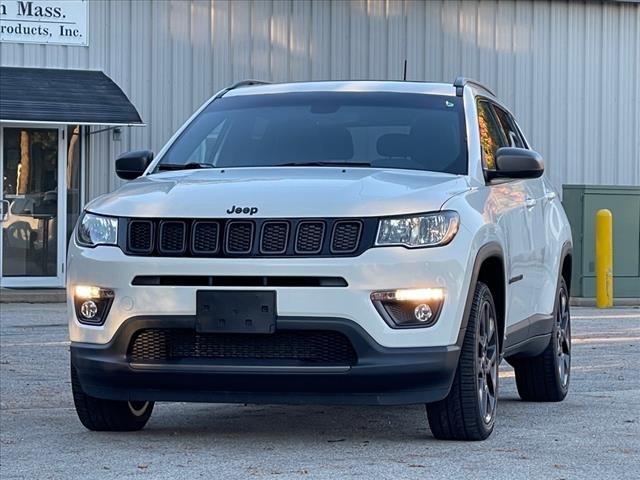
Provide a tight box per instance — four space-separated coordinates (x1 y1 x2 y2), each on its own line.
0 125 67 287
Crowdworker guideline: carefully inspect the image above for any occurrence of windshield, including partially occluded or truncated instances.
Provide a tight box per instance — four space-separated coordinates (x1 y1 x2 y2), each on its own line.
156 92 467 174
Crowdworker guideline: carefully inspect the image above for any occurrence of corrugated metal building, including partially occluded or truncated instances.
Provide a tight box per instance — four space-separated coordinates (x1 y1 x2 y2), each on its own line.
0 0 639 287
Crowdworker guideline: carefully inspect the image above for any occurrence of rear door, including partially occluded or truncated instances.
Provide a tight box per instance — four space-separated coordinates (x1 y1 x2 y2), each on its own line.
492 105 549 318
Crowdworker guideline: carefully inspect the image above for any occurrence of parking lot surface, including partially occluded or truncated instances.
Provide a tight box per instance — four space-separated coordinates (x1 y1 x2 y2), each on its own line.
0 303 638 479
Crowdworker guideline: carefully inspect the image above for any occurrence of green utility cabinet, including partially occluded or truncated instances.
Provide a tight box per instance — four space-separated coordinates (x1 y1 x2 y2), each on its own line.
562 185 640 298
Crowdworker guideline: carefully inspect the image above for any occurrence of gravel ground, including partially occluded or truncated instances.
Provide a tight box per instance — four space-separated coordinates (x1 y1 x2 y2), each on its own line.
0 303 638 479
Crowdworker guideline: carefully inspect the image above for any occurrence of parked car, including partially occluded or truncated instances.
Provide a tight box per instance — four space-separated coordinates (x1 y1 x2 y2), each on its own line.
68 78 572 440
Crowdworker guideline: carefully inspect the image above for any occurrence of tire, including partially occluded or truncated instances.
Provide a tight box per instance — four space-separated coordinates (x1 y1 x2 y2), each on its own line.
426 281 499 441
513 277 571 402
71 362 154 431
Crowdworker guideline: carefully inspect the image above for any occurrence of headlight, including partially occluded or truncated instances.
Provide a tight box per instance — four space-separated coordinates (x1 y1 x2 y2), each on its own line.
76 212 118 247
376 211 459 248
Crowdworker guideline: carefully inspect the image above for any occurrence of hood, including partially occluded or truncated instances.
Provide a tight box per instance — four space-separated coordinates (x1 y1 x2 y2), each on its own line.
87 167 470 218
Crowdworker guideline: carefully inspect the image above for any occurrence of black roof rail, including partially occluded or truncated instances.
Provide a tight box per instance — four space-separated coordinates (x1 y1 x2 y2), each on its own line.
453 77 495 97
215 79 271 98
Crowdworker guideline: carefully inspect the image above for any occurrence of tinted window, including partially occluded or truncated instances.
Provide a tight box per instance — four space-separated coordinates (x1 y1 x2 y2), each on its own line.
158 92 468 174
493 105 525 148
477 100 506 170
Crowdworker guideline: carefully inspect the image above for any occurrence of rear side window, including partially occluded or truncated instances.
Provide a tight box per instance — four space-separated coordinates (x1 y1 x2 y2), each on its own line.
476 100 506 170
493 105 526 148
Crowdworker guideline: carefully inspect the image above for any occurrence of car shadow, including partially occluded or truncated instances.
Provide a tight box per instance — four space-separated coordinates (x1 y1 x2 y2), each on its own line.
146 403 431 441
126 392 528 442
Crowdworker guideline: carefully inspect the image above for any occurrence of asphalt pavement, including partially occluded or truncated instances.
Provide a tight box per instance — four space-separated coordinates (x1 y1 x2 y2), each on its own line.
0 303 638 479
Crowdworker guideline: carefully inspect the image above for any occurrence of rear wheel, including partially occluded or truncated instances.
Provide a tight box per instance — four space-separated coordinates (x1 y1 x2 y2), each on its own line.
513 277 571 402
71 362 154 431
426 281 499 441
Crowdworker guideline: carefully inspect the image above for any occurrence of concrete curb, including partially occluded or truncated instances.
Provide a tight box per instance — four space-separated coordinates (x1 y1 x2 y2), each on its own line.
570 297 640 307
0 289 66 304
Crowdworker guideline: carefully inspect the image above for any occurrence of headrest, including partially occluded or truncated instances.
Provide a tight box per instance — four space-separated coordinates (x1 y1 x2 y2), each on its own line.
409 117 461 169
318 125 354 160
377 133 411 157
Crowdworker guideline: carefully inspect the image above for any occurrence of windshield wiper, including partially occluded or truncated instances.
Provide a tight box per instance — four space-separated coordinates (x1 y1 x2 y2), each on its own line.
157 162 214 171
275 161 372 167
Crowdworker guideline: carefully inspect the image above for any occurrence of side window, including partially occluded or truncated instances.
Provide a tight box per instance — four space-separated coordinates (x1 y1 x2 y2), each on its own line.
493 105 525 148
477 100 506 170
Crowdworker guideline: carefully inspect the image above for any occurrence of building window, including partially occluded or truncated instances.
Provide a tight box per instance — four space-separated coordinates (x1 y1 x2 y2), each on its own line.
1 127 59 277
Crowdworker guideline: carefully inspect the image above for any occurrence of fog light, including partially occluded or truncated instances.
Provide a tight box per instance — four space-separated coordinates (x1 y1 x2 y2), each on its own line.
73 286 114 325
80 300 98 319
75 285 105 299
414 303 433 322
371 288 444 302
371 288 444 329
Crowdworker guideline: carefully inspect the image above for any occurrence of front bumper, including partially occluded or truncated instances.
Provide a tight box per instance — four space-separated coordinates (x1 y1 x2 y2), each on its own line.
67 226 473 349
71 316 460 405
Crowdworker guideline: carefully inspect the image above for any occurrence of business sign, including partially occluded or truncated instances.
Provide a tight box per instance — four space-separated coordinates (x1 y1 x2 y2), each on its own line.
0 0 87 46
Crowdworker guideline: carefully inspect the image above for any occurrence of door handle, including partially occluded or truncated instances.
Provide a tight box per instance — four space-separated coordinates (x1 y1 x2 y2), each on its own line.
545 191 557 200
524 198 537 209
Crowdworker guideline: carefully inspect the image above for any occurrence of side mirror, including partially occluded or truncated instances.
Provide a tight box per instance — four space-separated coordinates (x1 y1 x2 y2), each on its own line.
115 150 154 180
487 147 544 180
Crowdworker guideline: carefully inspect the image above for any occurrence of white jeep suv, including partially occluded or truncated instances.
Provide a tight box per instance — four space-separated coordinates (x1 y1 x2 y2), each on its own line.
68 78 573 440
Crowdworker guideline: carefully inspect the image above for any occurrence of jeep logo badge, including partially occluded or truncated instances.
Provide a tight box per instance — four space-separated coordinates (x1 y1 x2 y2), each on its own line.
226 205 258 215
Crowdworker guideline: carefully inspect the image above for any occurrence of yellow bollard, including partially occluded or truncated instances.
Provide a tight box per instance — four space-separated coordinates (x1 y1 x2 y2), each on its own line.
595 209 613 308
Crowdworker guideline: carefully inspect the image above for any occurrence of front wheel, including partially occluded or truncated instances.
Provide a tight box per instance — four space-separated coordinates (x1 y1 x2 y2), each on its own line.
426 281 499 441
71 362 154 431
513 277 571 402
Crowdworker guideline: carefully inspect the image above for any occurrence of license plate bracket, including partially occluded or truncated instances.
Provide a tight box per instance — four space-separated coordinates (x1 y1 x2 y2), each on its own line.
196 290 276 334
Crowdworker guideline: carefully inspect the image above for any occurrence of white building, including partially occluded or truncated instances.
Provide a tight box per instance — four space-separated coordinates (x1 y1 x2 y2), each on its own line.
0 0 638 288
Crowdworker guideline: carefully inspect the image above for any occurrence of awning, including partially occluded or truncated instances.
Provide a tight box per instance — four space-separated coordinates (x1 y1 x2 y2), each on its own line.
0 67 143 126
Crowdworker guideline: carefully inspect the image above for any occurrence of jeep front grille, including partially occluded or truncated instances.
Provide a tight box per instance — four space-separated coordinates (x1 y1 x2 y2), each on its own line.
260 221 289 254
331 221 363 253
120 217 373 257
158 221 186 254
127 220 154 254
295 221 325 254
191 221 219 254
225 221 254 254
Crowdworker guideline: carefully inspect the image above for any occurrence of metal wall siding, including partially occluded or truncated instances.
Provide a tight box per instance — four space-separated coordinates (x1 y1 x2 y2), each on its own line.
271 0 290 82
1 0 638 200
350 0 367 79
635 5 640 185
252 0 272 80
329 0 349 79
310 0 330 80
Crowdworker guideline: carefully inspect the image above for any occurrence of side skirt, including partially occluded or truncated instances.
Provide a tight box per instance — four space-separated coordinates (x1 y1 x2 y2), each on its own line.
503 314 553 359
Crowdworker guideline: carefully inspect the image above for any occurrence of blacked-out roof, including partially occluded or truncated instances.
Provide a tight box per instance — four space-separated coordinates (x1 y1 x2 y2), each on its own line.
0 67 143 125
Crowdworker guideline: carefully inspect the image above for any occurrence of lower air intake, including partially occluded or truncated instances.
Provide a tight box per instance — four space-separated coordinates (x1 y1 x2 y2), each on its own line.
128 329 358 366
